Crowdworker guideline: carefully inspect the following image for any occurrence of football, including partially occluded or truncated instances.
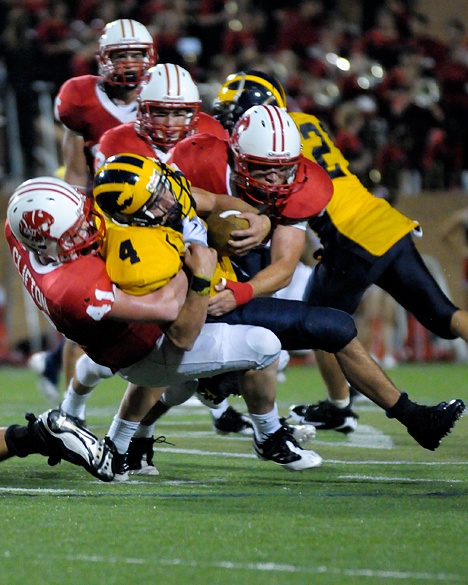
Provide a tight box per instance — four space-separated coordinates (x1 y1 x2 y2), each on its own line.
205 209 250 256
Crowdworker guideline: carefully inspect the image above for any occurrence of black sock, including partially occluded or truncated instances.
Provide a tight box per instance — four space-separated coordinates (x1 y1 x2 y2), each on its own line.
386 392 417 425
5 424 36 458
140 400 171 426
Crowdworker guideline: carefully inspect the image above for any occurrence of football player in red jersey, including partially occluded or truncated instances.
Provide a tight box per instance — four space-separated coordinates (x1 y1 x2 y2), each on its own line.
95 62 228 168
55 18 157 191
168 104 334 311
212 70 468 436
92 63 271 440
7 176 330 476
28 19 157 402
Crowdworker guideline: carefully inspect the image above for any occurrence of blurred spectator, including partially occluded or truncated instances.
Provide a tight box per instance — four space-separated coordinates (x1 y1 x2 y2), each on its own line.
354 5 402 69
332 100 373 183
435 18 468 189
377 45 445 190
34 0 77 92
0 0 465 191
276 0 325 57
0 6 43 176
408 12 448 67
68 20 102 77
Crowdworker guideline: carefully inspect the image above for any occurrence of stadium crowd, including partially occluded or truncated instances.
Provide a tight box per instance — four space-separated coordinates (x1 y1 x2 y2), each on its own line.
0 0 466 191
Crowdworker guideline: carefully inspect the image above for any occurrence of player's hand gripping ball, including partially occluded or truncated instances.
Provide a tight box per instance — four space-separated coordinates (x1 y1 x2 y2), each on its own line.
206 210 249 256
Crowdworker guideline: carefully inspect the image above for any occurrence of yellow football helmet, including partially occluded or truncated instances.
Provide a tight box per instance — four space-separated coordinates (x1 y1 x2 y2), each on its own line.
212 70 287 134
94 153 196 227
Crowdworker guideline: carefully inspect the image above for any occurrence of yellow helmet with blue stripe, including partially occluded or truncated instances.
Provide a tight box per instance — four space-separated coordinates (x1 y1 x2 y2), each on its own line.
94 153 196 227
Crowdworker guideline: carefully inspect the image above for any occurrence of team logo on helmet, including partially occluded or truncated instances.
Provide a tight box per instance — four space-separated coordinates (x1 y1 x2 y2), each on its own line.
19 210 55 243
231 115 250 145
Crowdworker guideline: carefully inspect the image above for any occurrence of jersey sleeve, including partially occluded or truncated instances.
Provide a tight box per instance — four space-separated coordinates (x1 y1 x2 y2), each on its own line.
280 158 334 222
49 256 116 322
196 113 230 140
54 77 86 134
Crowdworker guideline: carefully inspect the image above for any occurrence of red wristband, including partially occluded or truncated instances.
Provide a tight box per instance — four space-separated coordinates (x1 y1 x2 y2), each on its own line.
224 280 254 306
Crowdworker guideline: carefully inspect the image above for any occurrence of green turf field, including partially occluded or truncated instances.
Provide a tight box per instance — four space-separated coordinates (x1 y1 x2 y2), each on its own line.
0 362 467 585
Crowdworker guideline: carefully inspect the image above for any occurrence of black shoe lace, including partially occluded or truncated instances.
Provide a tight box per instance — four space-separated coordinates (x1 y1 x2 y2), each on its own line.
154 435 175 447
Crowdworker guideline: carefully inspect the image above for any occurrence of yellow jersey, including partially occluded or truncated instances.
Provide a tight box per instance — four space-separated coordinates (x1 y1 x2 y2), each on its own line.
101 217 237 297
290 112 419 256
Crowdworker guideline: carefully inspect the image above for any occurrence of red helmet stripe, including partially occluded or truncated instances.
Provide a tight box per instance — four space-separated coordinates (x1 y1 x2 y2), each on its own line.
15 181 81 206
163 63 181 95
264 105 285 152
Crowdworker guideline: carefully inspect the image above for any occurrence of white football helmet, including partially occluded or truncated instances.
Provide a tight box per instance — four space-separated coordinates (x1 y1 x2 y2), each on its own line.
136 64 201 150
97 19 156 87
7 177 104 262
230 105 302 213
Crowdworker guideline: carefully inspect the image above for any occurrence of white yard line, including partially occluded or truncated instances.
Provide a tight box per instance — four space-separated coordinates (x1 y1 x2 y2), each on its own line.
13 553 461 581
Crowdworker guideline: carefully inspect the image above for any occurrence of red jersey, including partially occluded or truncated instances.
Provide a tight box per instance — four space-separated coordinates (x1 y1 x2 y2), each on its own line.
5 223 162 370
95 112 228 170
54 75 138 168
168 134 334 224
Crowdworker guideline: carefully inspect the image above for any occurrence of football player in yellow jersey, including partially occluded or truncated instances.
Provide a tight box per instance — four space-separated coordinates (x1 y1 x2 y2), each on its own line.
94 153 238 296
213 70 468 433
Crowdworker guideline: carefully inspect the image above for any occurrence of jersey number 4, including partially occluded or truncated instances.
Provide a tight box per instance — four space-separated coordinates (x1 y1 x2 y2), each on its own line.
119 239 141 264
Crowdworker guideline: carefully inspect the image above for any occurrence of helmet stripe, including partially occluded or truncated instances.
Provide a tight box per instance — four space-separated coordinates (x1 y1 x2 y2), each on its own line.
106 154 145 168
263 105 285 152
95 168 139 186
163 62 181 96
14 180 82 206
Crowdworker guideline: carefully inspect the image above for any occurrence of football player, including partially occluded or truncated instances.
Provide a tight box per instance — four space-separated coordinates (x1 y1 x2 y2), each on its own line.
55 18 157 190
95 62 228 168
6 174 325 477
92 63 271 439
28 19 158 402
212 70 468 435
87 156 466 464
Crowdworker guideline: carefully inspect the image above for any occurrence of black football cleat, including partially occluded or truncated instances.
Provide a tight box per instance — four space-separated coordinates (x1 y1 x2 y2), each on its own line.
404 399 465 451
127 437 160 476
289 401 358 434
36 409 115 481
253 424 322 470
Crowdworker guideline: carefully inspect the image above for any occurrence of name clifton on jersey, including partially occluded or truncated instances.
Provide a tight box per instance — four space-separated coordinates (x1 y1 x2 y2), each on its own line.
12 246 49 313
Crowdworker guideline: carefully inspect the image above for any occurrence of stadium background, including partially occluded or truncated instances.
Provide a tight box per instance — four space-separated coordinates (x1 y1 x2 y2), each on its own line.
0 0 466 361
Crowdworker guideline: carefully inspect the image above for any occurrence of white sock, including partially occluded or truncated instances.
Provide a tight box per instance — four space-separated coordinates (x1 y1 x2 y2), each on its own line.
210 398 229 419
133 422 156 439
328 397 350 409
107 417 139 454
61 382 90 420
249 404 281 441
